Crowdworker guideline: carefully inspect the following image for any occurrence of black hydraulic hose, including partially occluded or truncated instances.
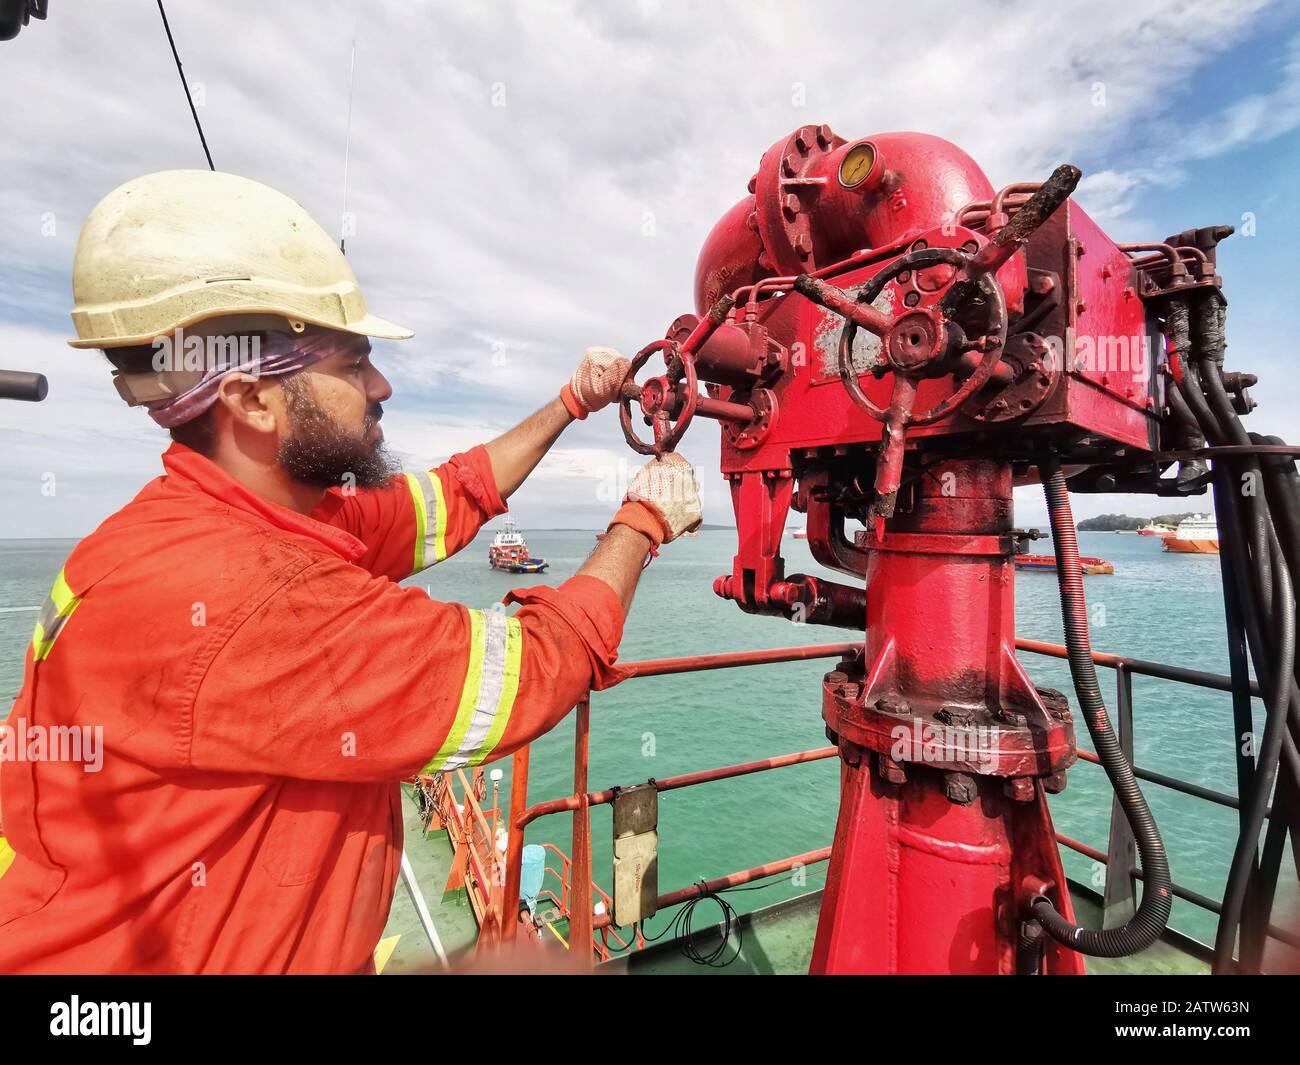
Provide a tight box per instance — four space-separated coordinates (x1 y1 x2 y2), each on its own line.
1256 433 1300 792
1195 310 1275 613
1168 298 1228 447
1164 381 1209 489
1258 433 1300 590
1204 444 1300 969
1214 529 1295 971
1176 295 1300 971
1033 458 1173 956
1245 736 1297 971
1015 919 1045 975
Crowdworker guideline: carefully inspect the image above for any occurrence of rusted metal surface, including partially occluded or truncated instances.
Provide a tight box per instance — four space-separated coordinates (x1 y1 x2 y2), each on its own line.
593 848 833 932
516 745 840 827
569 701 593 952
447 128 1264 974
616 641 856 680
438 634 1268 969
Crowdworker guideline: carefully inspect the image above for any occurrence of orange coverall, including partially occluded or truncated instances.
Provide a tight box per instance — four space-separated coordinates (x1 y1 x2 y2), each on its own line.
0 442 624 973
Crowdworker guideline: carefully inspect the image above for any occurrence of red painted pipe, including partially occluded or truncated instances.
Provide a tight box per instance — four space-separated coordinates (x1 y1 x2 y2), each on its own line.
616 642 857 680
592 847 832 931
517 745 839 828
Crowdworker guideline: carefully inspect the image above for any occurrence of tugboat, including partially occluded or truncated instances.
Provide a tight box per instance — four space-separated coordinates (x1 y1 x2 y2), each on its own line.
1014 554 1114 575
1162 514 1220 554
488 519 548 573
1138 520 1174 537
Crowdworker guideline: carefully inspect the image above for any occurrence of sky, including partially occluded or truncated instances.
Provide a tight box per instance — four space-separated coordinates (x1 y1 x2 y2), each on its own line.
2 0 1299 537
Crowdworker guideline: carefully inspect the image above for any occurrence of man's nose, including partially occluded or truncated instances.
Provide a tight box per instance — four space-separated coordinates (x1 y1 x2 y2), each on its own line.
367 364 393 404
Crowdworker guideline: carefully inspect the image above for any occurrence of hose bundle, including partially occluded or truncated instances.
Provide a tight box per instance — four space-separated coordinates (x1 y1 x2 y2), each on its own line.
1164 291 1300 974
1033 287 1299 972
1033 456 1173 957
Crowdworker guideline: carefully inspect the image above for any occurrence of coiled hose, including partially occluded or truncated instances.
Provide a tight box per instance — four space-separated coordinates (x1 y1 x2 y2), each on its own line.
1178 293 1300 972
1032 457 1173 956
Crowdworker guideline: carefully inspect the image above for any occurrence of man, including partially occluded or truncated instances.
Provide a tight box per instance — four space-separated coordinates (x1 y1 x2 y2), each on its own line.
0 170 701 974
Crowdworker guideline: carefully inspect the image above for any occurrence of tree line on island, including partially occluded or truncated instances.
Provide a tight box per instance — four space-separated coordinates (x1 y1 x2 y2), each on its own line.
1075 512 1200 531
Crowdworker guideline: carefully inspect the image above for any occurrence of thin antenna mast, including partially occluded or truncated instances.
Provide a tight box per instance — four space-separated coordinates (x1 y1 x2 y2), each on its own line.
340 33 357 253
157 0 214 170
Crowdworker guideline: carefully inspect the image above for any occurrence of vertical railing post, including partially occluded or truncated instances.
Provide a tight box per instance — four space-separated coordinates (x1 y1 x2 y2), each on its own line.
1102 664 1139 927
501 743 531 942
570 699 594 964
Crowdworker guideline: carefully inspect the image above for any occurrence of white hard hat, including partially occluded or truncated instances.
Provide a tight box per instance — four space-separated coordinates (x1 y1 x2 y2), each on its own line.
68 169 413 349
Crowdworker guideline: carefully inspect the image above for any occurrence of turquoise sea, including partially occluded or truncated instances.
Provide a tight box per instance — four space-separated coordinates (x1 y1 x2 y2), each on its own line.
1 528 1294 950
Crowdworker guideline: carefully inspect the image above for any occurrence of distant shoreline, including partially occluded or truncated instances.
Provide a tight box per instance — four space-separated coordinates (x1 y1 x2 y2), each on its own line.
1076 512 1200 532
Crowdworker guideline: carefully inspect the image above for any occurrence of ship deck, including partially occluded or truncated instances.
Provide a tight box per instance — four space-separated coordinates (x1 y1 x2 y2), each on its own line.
379 784 1212 976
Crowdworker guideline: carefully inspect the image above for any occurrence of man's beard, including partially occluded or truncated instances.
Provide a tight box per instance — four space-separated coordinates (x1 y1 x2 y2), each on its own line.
277 373 397 490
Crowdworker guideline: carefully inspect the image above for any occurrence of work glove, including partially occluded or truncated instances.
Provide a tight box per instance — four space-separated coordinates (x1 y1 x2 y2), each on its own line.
560 346 631 419
607 452 703 546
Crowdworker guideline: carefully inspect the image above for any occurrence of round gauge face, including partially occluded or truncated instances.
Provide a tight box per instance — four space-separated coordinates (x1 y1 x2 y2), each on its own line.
838 142 877 189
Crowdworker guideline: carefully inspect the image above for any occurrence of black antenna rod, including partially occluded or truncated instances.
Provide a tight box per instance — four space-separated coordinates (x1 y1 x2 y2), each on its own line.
340 32 357 253
156 0 214 171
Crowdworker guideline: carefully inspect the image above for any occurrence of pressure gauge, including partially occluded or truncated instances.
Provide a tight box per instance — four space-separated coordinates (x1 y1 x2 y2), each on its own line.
838 141 877 189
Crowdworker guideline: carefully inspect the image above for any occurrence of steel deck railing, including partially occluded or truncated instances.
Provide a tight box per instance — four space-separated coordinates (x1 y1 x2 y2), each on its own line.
418 637 1295 966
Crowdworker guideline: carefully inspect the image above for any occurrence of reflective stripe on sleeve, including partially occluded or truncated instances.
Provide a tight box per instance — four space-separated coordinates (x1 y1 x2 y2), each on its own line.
403 470 448 575
421 608 524 774
30 567 81 662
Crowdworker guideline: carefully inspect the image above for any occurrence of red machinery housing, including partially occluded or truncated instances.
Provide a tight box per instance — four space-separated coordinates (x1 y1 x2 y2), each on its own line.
620 125 1226 974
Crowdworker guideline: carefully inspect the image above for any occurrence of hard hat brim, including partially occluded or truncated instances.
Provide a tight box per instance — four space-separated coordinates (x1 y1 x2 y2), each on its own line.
345 313 415 342
68 309 414 349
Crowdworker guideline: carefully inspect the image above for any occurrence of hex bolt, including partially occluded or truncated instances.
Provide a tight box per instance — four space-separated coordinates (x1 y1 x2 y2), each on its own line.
1043 771 1068 795
945 772 978 805
878 753 907 785
936 706 975 728
875 695 911 717
1004 778 1035 802
1035 687 1070 721
996 706 1028 727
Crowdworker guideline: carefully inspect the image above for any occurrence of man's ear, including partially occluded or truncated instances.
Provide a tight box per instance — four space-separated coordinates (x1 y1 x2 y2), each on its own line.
214 372 280 436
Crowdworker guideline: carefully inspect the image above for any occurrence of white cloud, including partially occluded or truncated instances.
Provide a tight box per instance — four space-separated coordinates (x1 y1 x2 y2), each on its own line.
0 0 1292 537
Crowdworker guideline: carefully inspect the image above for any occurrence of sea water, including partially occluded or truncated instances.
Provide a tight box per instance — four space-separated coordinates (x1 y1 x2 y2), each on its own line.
1 529 1292 949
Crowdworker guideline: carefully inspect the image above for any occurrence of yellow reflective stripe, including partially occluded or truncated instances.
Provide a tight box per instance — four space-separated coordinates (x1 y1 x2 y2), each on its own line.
403 470 449 576
30 567 81 662
421 609 487 774
50 568 76 613
420 612 524 774
0 837 15 882
467 616 522 767
404 472 429 573
429 473 447 564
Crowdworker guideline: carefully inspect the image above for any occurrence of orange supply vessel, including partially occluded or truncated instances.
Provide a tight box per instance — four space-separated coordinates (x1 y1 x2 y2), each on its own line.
1162 514 1220 554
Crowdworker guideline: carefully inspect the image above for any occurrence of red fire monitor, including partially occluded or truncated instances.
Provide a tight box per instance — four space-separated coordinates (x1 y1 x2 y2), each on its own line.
619 125 1227 974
